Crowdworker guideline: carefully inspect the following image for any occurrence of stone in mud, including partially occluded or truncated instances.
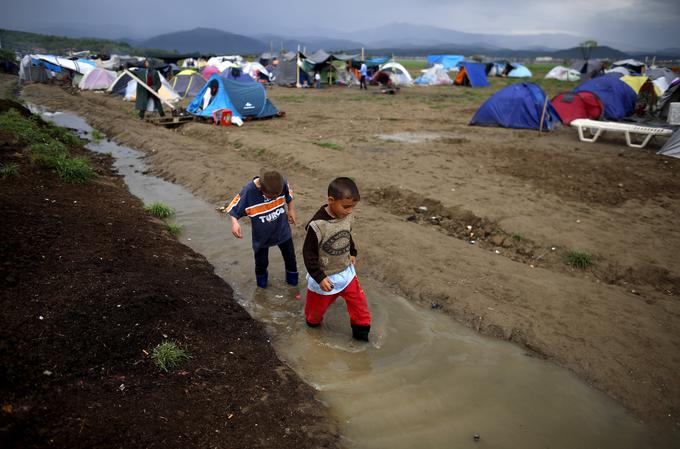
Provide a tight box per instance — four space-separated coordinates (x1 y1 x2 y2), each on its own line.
490 235 505 247
502 238 513 248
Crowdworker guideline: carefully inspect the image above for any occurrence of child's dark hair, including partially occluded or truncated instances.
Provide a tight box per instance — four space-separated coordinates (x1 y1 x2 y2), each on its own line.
259 169 284 196
328 177 360 200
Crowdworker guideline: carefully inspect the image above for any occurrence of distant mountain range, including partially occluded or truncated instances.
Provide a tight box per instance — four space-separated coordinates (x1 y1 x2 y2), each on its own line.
3 25 679 59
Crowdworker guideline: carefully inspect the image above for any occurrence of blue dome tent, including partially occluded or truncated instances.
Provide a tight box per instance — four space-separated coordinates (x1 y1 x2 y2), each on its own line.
188 74 279 119
573 77 637 120
470 83 560 131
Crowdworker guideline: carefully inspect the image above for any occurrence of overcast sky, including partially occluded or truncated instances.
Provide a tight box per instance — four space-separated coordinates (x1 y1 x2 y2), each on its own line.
2 0 679 50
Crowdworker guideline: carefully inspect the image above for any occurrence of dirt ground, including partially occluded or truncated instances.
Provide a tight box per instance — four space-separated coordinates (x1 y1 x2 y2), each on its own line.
9 73 680 432
0 97 339 448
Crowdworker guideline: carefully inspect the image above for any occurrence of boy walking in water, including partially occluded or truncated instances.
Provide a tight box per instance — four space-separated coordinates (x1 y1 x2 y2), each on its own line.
303 177 371 341
228 170 298 288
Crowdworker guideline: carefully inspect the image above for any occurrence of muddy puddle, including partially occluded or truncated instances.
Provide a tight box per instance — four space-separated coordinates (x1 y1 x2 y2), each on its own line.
35 107 678 449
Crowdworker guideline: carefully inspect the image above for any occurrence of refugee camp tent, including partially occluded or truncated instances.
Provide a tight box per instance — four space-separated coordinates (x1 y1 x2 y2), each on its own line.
545 66 580 81
207 56 243 72
605 66 632 77
551 91 604 124
108 70 180 103
612 59 645 75
171 69 207 99
646 67 678 94
242 62 272 82
427 55 464 71
379 61 413 86
19 55 49 83
415 64 452 85
78 68 117 90
658 130 680 158
620 76 662 97
107 71 132 96
507 63 532 78
470 83 560 130
201 65 221 80
570 59 603 81
574 77 637 120
187 74 279 119
273 53 311 87
658 80 680 120
222 67 255 83
455 62 490 87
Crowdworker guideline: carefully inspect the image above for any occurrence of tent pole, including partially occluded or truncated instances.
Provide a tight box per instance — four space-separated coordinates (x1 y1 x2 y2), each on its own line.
361 47 364 61
539 96 549 133
124 69 176 111
296 45 301 88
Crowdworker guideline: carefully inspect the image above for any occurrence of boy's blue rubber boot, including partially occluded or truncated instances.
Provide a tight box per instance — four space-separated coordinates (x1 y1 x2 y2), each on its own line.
285 271 299 286
256 272 268 288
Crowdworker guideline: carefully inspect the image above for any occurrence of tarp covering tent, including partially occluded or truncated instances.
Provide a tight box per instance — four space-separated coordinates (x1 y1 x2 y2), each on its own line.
545 66 580 81
114 71 180 103
242 62 272 82
171 69 207 99
470 82 560 131
507 63 532 78
658 130 680 158
658 79 680 120
620 76 662 97
379 61 413 86
33 55 96 75
415 64 452 85
646 67 678 94
570 59 603 81
612 59 645 75
273 54 311 87
427 55 464 71
78 68 117 90
551 91 604 124
574 77 637 120
19 55 49 83
455 62 490 87
605 66 632 77
187 74 279 119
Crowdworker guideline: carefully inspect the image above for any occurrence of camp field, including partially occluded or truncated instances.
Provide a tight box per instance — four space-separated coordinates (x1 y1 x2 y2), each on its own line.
13 71 680 431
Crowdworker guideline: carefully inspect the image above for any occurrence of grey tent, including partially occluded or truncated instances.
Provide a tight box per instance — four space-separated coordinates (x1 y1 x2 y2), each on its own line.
658 130 680 158
612 59 646 75
647 67 678 85
658 80 680 120
570 59 603 81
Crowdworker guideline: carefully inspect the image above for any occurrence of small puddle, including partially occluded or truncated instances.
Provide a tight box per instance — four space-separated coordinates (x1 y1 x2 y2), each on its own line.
34 106 678 449
376 132 440 144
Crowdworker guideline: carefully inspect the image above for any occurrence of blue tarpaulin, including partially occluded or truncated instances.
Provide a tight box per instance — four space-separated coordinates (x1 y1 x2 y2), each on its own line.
459 62 490 87
573 77 637 120
187 74 278 119
427 55 464 70
470 82 560 131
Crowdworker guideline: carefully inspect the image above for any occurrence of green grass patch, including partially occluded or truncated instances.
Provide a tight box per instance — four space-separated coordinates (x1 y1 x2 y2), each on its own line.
511 233 523 242
91 129 104 142
0 163 20 178
151 341 190 372
567 250 593 269
166 222 183 236
54 155 95 183
144 202 175 218
276 95 305 103
312 141 342 151
232 140 243 149
254 147 266 157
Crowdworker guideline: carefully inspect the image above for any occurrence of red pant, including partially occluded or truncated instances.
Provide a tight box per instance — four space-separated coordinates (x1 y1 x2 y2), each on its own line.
305 277 371 326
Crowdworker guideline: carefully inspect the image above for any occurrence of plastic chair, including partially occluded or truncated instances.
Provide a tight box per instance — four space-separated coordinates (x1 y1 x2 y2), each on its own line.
212 109 232 127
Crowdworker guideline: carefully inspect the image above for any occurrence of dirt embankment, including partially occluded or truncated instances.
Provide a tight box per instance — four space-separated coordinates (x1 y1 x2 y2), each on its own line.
15 76 680 432
0 96 339 448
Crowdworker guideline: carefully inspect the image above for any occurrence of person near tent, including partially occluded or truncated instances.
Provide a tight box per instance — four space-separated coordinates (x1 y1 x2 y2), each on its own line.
200 79 219 111
227 169 298 289
136 60 165 119
359 62 368 90
303 177 371 342
314 71 321 89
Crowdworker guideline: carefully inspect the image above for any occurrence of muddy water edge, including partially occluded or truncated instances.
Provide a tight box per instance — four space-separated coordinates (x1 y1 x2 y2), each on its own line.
29 106 680 449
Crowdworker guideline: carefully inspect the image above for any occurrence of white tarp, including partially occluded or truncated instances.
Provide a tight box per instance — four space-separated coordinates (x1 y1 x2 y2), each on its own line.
545 66 581 81
123 73 180 103
415 64 452 85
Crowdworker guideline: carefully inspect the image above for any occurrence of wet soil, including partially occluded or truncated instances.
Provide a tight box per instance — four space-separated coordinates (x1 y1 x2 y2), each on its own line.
11 74 680 432
0 99 339 449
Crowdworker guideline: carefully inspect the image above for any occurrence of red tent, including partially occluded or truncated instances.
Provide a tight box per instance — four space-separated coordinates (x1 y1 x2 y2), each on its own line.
201 65 221 80
551 91 604 124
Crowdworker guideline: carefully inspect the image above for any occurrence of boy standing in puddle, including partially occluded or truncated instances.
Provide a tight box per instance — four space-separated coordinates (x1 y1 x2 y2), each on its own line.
303 177 371 341
227 169 298 288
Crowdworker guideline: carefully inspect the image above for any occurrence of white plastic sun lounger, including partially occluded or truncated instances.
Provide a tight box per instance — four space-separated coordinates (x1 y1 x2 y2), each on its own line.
571 118 673 149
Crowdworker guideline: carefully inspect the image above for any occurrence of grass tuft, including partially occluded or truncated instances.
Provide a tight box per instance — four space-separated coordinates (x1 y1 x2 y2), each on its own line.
0 163 20 178
512 233 523 242
254 147 266 157
145 202 175 218
55 155 95 183
313 141 342 151
567 250 593 269
91 129 104 142
166 222 183 236
151 341 190 372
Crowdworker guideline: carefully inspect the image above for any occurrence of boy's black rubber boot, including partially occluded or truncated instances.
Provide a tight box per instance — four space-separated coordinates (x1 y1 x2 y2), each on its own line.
306 320 321 328
351 324 370 342
285 271 299 286
256 272 268 288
